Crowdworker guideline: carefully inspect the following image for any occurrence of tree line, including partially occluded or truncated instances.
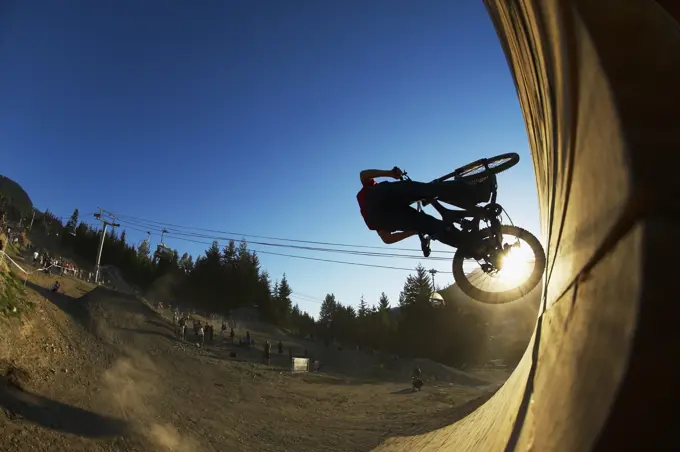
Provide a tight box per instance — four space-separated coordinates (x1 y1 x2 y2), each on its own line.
33 208 313 329
313 265 496 368
32 208 534 369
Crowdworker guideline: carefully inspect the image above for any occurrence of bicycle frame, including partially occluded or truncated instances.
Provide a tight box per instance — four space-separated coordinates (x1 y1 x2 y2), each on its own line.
401 162 505 253
405 173 499 228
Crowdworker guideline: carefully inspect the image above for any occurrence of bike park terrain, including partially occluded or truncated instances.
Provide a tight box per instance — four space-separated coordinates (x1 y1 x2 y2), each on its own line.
0 252 511 451
1 1 676 451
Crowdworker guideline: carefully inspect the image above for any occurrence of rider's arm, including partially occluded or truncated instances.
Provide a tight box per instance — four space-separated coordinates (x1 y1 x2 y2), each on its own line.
360 169 396 184
377 230 417 244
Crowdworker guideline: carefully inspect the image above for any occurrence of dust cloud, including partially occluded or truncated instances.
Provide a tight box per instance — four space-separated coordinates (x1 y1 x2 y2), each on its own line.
102 354 198 452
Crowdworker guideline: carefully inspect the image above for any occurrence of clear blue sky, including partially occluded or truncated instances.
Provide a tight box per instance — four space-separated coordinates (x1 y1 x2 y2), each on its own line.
1 0 539 317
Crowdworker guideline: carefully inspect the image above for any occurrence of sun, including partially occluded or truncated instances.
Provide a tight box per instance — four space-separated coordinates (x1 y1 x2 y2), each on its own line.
497 243 534 284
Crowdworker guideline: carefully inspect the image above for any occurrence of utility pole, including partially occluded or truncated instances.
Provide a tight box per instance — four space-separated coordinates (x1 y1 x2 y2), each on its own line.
160 228 168 245
93 208 120 284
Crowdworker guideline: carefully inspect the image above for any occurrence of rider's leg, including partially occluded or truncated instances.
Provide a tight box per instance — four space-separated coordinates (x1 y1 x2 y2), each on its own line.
393 206 487 258
418 233 431 257
381 206 468 250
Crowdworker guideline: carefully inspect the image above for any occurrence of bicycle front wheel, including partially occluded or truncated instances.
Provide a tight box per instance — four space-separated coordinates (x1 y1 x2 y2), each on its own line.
451 153 520 182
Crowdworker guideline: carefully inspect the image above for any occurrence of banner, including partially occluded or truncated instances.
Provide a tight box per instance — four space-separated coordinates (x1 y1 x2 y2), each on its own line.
291 357 309 373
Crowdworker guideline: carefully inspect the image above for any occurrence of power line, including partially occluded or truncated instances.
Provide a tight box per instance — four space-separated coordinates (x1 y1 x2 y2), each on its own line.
290 294 323 305
109 211 455 254
155 234 453 274
292 290 328 302
114 222 152 236
104 222 450 273
84 215 470 276
113 217 456 262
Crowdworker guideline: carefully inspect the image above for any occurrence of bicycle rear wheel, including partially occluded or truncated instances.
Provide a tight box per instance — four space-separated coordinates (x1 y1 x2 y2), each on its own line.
439 152 520 183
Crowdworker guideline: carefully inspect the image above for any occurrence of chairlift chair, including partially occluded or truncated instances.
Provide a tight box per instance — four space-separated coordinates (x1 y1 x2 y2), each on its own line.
154 242 173 261
430 292 445 307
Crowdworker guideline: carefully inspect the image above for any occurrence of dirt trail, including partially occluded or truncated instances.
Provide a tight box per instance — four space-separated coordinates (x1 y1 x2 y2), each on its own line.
0 274 507 451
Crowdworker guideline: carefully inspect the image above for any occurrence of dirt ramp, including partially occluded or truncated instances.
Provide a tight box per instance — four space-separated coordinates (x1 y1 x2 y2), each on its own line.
99 265 135 294
79 287 156 319
76 287 174 346
70 289 199 450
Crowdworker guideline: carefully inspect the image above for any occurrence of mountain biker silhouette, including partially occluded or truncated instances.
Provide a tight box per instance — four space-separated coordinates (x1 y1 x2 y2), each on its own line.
356 166 492 257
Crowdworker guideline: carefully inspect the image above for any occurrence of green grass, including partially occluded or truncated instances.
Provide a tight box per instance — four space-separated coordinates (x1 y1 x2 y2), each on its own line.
0 270 32 318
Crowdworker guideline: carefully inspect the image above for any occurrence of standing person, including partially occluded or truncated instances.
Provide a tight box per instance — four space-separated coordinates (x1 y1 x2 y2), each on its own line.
197 324 205 348
264 341 271 365
278 340 283 355
178 317 187 340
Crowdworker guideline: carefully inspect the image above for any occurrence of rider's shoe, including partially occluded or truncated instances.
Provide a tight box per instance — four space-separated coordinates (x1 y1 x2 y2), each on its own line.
419 234 431 257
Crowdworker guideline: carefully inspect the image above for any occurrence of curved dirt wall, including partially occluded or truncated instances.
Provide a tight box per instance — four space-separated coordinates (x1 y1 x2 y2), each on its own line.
376 1 679 450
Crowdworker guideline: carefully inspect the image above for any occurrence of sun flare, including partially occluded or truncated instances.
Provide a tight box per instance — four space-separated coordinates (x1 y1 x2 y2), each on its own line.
497 243 534 284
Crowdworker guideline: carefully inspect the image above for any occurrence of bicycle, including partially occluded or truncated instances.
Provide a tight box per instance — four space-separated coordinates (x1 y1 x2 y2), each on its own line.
399 152 546 304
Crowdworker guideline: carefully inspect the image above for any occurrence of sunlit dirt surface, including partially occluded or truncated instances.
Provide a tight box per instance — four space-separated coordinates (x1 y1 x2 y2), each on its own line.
0 271 509 451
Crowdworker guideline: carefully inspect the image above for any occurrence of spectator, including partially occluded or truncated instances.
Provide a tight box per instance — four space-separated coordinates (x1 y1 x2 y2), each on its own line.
264 341 271 365
197 324 205 347
179 317 187 340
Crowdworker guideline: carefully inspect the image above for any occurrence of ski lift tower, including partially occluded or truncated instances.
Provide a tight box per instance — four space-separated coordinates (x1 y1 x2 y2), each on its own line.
428 268 445 307
93 209 120 283
428 268 438 291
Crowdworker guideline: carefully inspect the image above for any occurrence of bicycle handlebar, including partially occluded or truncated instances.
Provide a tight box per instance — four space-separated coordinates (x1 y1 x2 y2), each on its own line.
396 169 424 210
397 168 410 181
